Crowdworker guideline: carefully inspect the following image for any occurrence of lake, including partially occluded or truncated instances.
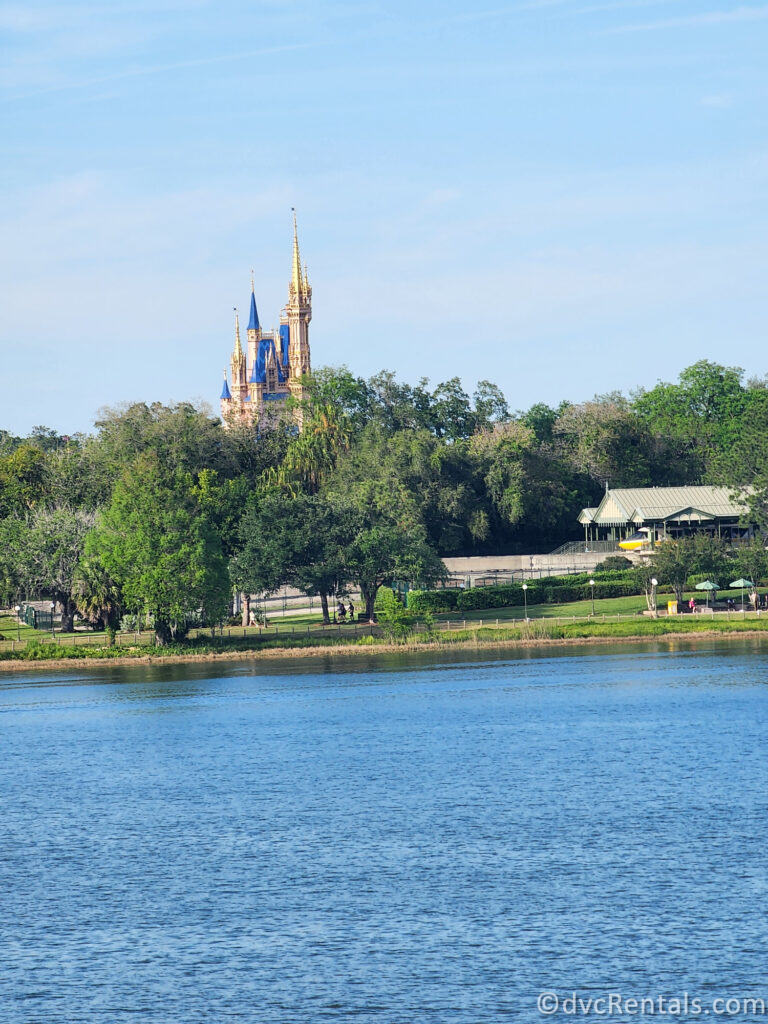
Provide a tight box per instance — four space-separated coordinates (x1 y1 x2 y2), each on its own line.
1 640 767 1023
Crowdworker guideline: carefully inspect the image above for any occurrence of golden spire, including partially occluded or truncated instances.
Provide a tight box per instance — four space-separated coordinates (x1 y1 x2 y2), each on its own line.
291 207 302 294
233 307 243 357
303 262 309 290
251 267 255 293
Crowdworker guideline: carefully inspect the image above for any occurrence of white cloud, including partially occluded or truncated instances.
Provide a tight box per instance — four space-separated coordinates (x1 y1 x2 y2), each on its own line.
604 4 768 33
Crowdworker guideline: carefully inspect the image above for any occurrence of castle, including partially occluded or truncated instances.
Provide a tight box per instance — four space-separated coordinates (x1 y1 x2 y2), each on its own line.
220 211 311 426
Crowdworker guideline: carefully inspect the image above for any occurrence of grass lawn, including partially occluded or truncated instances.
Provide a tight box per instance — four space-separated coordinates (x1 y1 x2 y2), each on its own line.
0 613 47 642
434 595 648 622
433 590 764 623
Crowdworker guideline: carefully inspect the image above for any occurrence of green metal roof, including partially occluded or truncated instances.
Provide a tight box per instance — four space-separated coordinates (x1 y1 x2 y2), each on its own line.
584 486 749 527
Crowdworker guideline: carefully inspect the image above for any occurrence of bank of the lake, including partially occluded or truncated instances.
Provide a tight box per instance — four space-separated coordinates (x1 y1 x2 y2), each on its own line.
1 615 767 673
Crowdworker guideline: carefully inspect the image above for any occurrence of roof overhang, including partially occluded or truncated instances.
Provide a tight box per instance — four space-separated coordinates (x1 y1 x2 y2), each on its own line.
663 506 715 523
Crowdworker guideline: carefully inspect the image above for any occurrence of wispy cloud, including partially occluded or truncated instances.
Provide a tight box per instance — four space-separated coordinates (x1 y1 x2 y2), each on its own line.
3 40 325 101
577 0 684 13
604 4 768 33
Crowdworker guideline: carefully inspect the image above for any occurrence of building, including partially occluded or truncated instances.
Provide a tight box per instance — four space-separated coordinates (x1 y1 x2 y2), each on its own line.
220 211 311 427
579 486 753 546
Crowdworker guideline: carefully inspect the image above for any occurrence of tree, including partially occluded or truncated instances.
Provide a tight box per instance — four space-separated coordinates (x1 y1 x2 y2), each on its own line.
473 380 509 427
632 360 749 482
15 506 96 631
649 539 696 604
374 586 414 642
429 377 478 440
72 556 122 641
89 455 230 645
632 562 659 612
732 538 768 588
0 516 25 606
278 403 352 495
470 420 593 546
0 444 48 517
233 492 359 624
555 395 657 488
325 443 447 620
650 535 732 604
93 401 238 479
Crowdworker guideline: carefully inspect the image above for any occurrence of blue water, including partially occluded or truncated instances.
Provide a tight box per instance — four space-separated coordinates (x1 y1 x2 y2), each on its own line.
1 641 767 1023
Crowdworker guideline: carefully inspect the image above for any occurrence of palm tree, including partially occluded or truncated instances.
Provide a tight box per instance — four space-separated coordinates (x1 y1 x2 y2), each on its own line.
269 403 352 496
72 557 122 643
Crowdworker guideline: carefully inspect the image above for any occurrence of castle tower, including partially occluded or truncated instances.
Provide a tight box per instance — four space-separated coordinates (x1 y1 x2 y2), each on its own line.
219 211 312 429
230 310 248 405
246 272 261 370
285 208 312 395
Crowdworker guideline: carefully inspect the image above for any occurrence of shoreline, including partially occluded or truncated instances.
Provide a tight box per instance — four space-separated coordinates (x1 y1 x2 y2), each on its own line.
0 628 765 673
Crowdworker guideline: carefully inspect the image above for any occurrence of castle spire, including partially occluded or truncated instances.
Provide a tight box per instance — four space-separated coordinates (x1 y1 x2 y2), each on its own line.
233 309 243 357
291 207 302 294
248 270 260 331
230 307 247 387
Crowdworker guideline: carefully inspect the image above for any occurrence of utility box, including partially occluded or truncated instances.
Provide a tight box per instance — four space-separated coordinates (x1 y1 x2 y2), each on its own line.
667 601 679 615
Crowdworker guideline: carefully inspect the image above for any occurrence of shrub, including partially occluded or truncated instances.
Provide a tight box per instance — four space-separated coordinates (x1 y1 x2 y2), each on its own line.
407 589 459 614
374 587 415 642
595 555 634 571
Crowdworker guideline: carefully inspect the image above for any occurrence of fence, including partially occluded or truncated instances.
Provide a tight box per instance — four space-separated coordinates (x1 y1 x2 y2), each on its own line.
547 540 621 556
2 607 765 656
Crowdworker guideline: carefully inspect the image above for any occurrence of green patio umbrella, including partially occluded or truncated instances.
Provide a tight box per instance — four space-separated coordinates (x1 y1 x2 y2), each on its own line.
730 578 753 612
695 579 718 609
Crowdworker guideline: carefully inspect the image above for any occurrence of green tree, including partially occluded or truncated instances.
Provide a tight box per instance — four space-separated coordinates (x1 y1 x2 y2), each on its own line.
233 492 359 624
471 420 592 545
326 443 447 620
72 555 122 641
15 506 96 631
0 444 48 516
374 586 414 642
473 380 510 427
650 535 732 603
89 455 230 645
555 394 657 487
732 538 768 588
277 403 352 495
633 360 748 482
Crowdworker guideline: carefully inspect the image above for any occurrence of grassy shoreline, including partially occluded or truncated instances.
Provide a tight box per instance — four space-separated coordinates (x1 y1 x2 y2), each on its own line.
1 617 766 673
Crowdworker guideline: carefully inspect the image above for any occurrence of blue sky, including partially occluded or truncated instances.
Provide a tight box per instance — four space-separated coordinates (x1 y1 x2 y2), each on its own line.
2 0 767 434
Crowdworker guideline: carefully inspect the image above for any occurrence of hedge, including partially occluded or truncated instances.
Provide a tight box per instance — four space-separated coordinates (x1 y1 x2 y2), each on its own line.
409 571 670 615
407 589 460 614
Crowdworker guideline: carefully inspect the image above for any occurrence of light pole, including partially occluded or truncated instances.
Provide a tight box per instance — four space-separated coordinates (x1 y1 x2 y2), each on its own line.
589 578 595 616
50 601 56 639
522 582 528 620
651 577 658 617
14 605 21 641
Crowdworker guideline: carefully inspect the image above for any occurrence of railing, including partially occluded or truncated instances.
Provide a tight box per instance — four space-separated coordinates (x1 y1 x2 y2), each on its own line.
2 606 765 655
548 540 621 556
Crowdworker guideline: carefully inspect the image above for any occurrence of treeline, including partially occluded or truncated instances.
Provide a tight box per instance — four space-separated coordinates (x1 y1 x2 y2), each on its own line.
1 361 767 643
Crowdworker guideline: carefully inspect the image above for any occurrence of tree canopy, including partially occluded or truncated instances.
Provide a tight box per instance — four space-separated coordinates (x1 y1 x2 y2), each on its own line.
2 359 767 632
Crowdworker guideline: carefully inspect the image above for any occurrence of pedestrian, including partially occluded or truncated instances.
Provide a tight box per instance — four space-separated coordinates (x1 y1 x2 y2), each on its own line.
688 597 696 615
348 598 355 619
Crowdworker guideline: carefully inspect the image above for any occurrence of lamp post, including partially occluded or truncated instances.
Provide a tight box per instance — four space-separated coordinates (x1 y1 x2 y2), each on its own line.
14 605 21 641
589 578 595 616
651 577 658 617
522 582 528 620
50 601 56 639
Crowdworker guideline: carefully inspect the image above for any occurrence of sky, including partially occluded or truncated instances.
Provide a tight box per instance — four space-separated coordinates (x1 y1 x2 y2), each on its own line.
1 0 767 435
